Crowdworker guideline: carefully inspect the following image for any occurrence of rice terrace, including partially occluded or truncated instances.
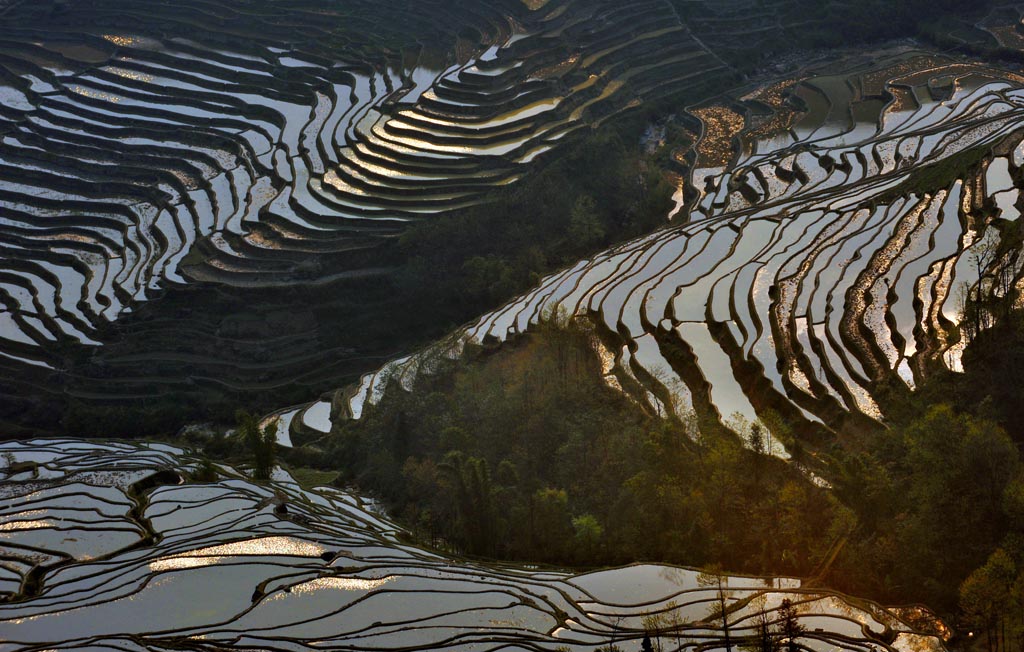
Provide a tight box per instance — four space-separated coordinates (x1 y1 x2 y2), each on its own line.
3 1 1024 651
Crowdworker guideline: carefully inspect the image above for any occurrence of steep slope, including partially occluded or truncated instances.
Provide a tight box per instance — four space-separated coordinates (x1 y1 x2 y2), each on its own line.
0 438 949 652
317 52 1024 452
0 0 730 432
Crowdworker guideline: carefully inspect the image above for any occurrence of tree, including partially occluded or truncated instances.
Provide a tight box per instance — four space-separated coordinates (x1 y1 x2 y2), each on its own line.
748 422 767 456
1004 474 1024 530
699 568 733 652
572 513 603 560
744 594 776 652
193 457 218 482
642 611 667 652
568 194 605 249
960 549 1015 652
237 410 276 481
530 487 573 559
665 600 688 652
641 632 655 652
776 599 804 652
439 452 498 555
964 229 1000 340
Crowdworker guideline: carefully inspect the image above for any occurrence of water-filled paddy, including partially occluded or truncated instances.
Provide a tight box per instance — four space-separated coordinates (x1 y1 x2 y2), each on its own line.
329 55 1024 452
0 0 726 378
0 440 948 652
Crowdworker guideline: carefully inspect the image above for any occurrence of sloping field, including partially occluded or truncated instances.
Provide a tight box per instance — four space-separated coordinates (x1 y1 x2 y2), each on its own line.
0 0 738 431
332 54 1024 450
0 439 947 652
0 0 723 364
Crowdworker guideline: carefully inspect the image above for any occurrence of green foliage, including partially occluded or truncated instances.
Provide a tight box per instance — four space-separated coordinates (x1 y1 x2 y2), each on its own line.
326 319 848 572
439 452 499 556
828 405 1020 608
237 410 277 481
959 548 1018 652
287 467 340 489
821 284 1024 620
307 283 1024 626
319 290 1024 631
572 513 603 558
776 599 804 652
393 124 674 326
192 457 218 483
568 195 605 249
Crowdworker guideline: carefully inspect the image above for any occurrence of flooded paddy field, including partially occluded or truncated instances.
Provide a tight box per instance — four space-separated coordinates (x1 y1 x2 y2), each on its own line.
0 0 728 432
322 51 1024 453
0 439 948 652
2 2 1022 646
1 0 1019 439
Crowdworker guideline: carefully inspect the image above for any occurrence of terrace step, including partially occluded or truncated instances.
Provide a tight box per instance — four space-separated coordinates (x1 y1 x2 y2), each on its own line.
337 55 1024 455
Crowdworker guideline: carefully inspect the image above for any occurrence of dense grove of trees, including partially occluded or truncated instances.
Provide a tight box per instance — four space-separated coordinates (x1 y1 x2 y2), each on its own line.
392 120 678 328
826 402 1021 611
291 270 1024 632
321 318 851 574
42 109 682 440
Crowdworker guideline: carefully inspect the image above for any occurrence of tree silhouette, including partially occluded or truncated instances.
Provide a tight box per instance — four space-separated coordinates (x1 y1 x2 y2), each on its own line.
776 599 804 652
641 632 655 652
699 568 733 652
744 594 776 652
439 451 497 555
237 410 276 481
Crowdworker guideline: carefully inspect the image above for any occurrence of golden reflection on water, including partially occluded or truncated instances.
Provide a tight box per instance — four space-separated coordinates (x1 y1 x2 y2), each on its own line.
893 633 945 652
191 537 325 557
68 86 121 103
105 67 154 83
0 519 52 532
148 536 325 571
270 575 391 598
149 556 224 571
692 106 745 168
102 35 137 47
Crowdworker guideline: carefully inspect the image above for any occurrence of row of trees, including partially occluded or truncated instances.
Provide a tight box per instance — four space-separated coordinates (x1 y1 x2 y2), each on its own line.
324 318 851 573
307 295 1024 635
392 119 676 328
960 549 1024 652
634 588 803 652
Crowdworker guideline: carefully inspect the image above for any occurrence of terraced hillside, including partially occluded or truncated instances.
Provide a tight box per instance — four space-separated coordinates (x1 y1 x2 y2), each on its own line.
0 0 731 432
323 52 1024 453
0 439 949 652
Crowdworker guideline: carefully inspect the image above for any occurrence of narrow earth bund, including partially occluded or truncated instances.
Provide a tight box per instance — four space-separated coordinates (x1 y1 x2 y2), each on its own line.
330 53 1024 452
0 440 947 652
0 0 728 429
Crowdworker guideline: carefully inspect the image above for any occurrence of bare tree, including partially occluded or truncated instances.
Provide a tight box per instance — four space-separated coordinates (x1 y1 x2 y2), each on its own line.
745 594 776 652
665 599 688 652
642 610 667 652
699 568 733 652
